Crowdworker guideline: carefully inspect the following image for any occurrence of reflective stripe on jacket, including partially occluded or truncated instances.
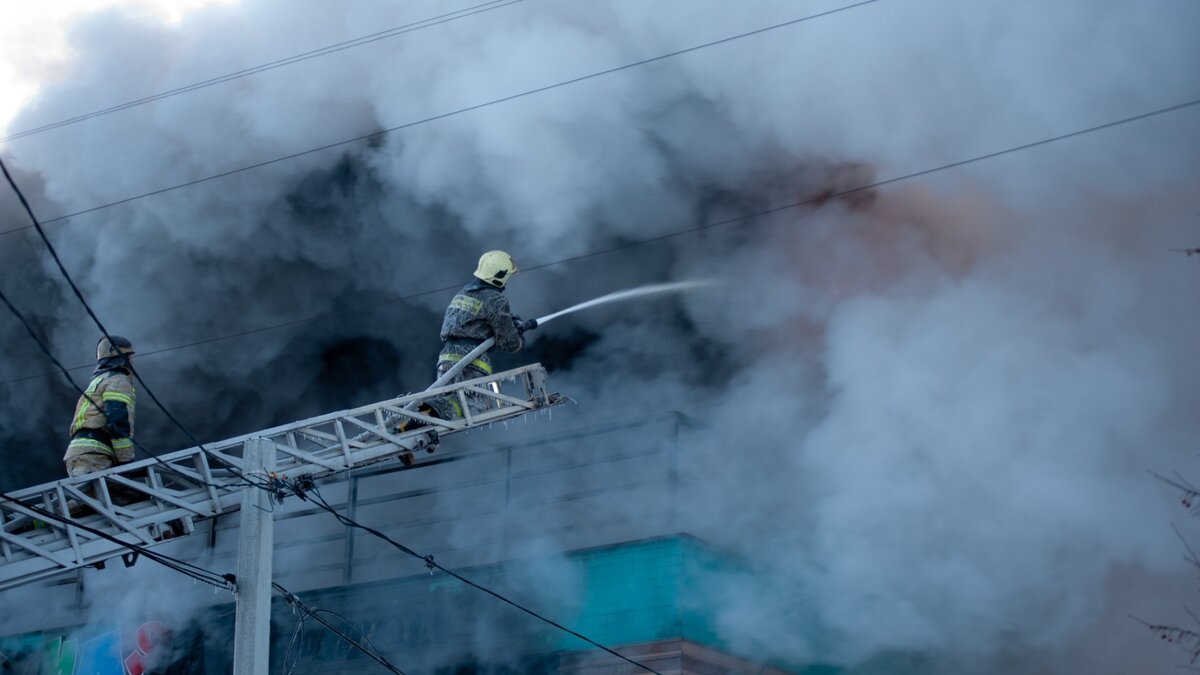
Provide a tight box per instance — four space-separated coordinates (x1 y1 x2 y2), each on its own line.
69 371 136 439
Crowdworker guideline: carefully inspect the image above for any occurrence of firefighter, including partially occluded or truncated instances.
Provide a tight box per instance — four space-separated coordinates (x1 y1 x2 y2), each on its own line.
393 251 536 462
63 336 137 477
434 249 536 396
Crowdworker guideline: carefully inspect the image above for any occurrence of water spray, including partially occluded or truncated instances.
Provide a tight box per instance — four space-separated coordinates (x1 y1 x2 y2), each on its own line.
426 280 715 390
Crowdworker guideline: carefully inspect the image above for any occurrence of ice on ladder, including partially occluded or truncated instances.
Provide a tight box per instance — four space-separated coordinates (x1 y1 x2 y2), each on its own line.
0 364 563 591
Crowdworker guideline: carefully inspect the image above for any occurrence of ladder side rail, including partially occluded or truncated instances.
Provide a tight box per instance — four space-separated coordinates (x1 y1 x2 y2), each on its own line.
172 364 547 458
460 384 541 410
0 530 157 591
0 364 562 590
270 425 349 473
164 451 215 488
270 441 343 473
58 483 156 546
2 373 549 547
0 528 76 567
4 365 548 505
107 475 217 519
4 444 213 501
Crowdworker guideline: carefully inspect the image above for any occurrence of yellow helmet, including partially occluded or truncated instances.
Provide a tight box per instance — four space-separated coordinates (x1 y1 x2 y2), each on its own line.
96 335 135 361
473 250 518 288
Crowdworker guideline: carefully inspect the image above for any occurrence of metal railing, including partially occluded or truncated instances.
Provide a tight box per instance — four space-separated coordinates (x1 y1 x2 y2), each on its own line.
0 364 561 590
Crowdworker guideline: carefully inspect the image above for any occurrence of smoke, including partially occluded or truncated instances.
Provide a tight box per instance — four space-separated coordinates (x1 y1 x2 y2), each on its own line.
1 0 1199 672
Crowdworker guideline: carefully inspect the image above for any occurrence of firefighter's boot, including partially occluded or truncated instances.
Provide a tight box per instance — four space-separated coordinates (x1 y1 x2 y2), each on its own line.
388 404 439 434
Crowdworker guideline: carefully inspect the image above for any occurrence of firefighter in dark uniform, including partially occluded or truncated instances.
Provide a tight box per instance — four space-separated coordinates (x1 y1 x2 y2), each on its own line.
391 251 537 465
427 250 537 419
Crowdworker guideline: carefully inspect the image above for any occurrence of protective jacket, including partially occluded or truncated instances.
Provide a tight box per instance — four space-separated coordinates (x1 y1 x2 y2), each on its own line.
438 279 524 374
424 280 525 421
63 366 136 463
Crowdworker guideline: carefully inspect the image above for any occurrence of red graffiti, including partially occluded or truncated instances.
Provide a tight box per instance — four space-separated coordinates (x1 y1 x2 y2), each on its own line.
123 622 169 675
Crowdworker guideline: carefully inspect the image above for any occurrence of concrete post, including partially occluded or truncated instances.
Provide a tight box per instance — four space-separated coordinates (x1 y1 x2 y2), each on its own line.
232 437 274 674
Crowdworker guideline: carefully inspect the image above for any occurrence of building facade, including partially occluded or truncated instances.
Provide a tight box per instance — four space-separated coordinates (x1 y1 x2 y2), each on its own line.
0 413 816 674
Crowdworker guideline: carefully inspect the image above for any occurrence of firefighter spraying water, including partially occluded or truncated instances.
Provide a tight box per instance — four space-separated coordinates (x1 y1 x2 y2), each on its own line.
0 250 710 588
428 249 713 394
433 278 716 387
385 250 714 464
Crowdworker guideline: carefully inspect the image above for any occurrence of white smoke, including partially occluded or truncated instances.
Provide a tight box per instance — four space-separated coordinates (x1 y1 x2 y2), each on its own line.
2 0 1199 672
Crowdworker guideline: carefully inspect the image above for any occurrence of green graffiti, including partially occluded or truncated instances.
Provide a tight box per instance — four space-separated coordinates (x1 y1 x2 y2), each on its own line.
43 636 78 675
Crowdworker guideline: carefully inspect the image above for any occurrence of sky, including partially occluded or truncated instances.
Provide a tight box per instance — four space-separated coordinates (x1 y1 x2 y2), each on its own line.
1 0 1199 673
0 0 238 133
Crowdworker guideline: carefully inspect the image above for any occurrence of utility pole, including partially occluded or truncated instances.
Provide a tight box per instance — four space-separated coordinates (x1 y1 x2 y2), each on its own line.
232 437 275 674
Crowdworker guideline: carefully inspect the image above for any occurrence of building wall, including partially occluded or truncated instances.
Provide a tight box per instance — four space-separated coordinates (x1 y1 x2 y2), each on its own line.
1 533 814 674
0 411 840 673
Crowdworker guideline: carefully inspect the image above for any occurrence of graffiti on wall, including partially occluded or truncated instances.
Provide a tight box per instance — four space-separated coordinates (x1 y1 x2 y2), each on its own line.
0 621 170 675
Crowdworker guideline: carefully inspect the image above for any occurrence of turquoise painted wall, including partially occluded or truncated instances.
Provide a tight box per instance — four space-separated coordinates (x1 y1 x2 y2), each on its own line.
1 535 831 674
558 536 688 649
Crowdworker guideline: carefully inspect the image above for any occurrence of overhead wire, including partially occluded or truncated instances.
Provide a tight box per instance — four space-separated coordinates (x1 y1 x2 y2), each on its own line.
2 95 1198 389
273 581 408 675
2 193 651 671
0 156 269 492
0 489 235 591
0 489 409 673
0 4 1194 665
0 281 260 495
3 150 645 671
291 481 664 675
0 0 524 143
281 607 307 675
0 0 885 238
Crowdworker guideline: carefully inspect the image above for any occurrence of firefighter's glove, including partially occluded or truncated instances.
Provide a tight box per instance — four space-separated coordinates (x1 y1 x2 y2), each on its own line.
512 316 538 335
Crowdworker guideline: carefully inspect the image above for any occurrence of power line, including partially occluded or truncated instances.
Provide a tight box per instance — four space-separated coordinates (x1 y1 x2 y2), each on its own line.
0 156 268 492
0 490 408 674
292 482 664 674
0 281 460 385
2 195 652 672
6 151 648 672
3 95 1198 388
273 583 408 675
9 133 654 674
0 0 524 143
0 280 267 499
0 0 884 238
0 311 643 674
0 490 235 591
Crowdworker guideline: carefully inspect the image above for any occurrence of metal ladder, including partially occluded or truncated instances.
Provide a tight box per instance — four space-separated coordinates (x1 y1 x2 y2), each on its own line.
0 364 562 591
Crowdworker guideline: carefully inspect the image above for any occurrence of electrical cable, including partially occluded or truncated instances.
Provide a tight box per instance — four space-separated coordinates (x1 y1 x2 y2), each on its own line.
0 281 256 496
0 0 522 143
0 490 235 591
312 608 389 657
0 490 406 675
0 0 885 238
2 95 1197 388
281 609 307 675
272 581 408 675
5 247 643 672
0 156 269 492
0 280 463 385
5 136 649 670
293 482 663 675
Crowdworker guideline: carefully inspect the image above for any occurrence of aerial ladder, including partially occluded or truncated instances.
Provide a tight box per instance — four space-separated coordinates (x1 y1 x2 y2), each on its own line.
0 364 563 591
